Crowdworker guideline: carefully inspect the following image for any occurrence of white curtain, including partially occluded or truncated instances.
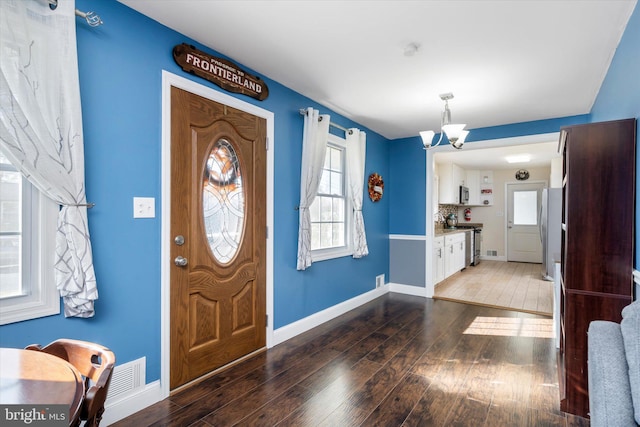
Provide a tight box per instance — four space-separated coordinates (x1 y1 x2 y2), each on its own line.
0 0 98 317
296 108 329 270
346 129 368 258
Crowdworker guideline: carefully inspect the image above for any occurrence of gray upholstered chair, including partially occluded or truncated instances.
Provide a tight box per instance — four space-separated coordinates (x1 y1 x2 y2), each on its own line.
588 300 640 426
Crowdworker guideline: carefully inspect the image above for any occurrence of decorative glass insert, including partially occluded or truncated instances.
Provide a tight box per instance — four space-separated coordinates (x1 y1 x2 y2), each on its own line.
202 138 244 264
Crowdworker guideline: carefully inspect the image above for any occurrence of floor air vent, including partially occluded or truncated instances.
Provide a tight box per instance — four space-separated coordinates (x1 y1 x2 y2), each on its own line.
106 357 145 402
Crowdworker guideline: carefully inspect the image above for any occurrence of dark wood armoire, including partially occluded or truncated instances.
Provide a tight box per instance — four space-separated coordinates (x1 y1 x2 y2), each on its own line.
557 118 636 418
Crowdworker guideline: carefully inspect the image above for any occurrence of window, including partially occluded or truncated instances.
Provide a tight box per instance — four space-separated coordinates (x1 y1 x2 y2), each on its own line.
513 190 538 225
0 152 58 325
309 134 352 261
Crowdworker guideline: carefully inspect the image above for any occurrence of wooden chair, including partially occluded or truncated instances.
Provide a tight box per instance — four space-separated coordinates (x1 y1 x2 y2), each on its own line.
26 339 115 427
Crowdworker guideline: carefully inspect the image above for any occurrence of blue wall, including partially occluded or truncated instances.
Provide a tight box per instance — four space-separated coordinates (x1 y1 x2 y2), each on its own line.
388 137 427 235
590 2 640 272
0 0 390 383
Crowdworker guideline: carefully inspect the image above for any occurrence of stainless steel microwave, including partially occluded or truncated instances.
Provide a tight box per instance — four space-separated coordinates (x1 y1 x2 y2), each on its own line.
459 185 469 204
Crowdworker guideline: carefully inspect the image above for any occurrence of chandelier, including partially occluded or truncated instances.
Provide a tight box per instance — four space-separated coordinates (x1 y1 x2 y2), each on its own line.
420 93 469 150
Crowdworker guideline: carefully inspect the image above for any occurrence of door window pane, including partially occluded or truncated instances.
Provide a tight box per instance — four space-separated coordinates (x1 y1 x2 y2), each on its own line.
514 190 538 225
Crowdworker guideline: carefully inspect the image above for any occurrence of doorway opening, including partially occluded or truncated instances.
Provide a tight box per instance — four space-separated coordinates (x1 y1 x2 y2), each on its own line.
426 133 559 316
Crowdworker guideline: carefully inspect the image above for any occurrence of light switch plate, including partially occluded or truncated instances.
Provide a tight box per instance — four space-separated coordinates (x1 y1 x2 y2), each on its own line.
133 197 155 218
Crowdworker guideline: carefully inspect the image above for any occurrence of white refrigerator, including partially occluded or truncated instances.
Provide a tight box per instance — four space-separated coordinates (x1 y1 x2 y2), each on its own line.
540 188 562 281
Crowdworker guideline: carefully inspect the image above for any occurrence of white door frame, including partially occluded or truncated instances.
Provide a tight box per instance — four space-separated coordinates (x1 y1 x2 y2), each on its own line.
160 71 274 398
425 132 559 297
505 180 547 262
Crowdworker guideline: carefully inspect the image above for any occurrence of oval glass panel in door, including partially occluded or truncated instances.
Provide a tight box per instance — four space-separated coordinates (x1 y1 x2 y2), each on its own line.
203 138 244 264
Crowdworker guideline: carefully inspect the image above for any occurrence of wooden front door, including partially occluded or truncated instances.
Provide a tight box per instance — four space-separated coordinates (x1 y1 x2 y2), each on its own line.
170 87 266 389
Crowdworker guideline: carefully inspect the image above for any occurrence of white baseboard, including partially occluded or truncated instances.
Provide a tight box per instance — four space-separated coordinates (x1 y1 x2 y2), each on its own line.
272 285 390 345
102 380 163 426
272 282 432 347
388 282 429 298
480 255 507 262
102 283 401 425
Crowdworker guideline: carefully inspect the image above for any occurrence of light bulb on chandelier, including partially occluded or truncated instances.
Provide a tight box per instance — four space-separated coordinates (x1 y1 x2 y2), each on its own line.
420 93 469 150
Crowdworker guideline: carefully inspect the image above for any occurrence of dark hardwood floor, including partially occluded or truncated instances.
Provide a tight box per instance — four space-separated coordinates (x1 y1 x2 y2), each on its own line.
113 294 589 426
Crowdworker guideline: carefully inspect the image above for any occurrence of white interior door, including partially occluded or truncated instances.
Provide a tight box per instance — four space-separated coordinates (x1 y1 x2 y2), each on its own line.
507 182 544 263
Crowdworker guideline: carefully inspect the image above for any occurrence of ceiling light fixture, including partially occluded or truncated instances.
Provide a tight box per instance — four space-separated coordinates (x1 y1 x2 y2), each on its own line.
404 42 420 57
505 154 531 163
420 93 469 150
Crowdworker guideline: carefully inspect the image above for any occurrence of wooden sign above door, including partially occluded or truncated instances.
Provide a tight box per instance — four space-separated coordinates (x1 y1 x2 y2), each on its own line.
173 43 269 101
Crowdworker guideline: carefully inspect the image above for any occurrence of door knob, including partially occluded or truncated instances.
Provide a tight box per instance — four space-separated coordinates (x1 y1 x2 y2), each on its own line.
174 256 188 267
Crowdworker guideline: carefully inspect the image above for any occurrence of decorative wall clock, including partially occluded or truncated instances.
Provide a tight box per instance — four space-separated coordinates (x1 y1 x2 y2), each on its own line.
515 169 530 180
368 173 384 202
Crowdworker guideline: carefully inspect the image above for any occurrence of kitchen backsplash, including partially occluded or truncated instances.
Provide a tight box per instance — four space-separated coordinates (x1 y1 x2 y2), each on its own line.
435 204 458 225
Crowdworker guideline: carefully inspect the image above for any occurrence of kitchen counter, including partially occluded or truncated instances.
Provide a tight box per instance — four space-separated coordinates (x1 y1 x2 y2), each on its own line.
434 228 475 236
434 222 483 236
456 223 484 228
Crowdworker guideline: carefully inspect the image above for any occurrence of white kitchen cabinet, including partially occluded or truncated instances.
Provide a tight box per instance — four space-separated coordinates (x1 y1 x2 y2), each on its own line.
466 169 480 206
454 236 466 271
444 241 455 278
444 232 465 278
433 236 445 284
438 163 465 204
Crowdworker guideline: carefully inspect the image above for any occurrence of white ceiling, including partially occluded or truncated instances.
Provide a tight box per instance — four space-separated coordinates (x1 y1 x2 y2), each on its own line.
117 0 636 166
434 140 560 170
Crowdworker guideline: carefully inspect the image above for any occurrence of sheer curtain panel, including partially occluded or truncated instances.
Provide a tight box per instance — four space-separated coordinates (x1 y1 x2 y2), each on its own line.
296 108 329 270
0 0 98 317
346 129 368 258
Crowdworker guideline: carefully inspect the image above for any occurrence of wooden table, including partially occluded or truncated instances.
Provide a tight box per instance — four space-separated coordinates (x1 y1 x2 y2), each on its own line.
0 348 85 425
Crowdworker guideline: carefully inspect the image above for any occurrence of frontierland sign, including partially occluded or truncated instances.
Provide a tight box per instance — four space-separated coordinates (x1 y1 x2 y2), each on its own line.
173 43 269 101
